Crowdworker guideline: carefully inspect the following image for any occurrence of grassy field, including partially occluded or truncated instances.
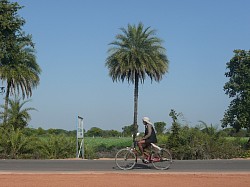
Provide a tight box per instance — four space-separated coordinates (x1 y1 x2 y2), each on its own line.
83 137 132 158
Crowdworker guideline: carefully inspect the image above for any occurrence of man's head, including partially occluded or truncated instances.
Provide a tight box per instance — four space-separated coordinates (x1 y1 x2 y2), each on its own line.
142 117 152 125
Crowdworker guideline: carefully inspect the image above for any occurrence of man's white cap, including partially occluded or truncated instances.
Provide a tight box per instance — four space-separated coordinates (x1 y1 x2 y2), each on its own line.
142 117 152 125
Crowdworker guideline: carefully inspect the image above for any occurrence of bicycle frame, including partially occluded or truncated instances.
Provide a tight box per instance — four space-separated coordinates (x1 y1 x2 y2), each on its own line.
131 141 162 163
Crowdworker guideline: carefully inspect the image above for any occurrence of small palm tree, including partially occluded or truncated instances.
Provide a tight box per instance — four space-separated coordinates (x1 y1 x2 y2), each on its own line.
106 22 169 140
0 96 36 130
0 43 41 123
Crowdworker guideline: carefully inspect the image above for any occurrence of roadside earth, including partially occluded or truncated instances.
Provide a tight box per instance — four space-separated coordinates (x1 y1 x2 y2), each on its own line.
0 172 250 187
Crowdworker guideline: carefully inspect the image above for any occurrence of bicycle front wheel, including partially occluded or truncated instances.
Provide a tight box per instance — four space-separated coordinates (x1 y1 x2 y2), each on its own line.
115 148 136 170
152 149 172 170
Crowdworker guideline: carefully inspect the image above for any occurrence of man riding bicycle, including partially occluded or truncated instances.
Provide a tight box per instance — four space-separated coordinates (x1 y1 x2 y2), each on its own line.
137 117 157 163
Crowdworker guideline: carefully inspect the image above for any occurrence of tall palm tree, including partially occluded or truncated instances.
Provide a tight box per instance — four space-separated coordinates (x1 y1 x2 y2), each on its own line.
0 43 41 123
0 95 36 129
106 22 169 140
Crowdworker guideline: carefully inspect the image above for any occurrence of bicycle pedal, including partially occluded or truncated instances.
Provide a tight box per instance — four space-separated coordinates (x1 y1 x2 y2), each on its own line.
142 159 149 164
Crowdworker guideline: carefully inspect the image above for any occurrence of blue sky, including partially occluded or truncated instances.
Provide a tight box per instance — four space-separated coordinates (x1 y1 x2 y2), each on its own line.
13 0 250 132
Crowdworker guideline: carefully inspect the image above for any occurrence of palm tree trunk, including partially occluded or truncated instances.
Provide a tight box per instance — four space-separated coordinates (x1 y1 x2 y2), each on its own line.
3 82 10 124
133 74 139 141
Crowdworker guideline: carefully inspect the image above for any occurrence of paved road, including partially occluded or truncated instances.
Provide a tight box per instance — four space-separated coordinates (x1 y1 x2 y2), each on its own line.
0 159 249 173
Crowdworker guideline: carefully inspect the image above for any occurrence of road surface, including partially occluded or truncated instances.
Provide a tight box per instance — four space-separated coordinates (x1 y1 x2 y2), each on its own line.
1 159 250 187
0 159 249 173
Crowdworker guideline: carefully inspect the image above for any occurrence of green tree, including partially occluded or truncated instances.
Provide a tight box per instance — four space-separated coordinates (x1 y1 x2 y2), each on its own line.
102 129 121 137
106 22 169 141
0 96 36 129
0 0 41 123
167 109 184 159
167 109 181 146
122 124 134 137
86 127 103 137
222 50 250 132
0 0 31 61
199 120 217 136
1 40 41 124
37 127 46 136
154 121 166 134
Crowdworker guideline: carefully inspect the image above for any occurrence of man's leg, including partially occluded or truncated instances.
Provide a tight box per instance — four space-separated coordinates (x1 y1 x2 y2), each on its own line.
137 140 145 156
143 143 150 158
137 140 150 163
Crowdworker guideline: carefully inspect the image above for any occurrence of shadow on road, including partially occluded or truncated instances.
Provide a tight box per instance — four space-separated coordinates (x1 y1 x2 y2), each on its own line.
113 163 152 170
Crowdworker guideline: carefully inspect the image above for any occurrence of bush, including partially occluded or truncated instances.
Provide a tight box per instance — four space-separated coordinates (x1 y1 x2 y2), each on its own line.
165 122 249 160
38 135 75 159
0 126 249 160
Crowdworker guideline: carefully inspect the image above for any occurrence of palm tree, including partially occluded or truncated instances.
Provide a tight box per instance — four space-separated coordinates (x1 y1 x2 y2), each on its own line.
0 95 36 130
106 22 169 140
0 43 41 123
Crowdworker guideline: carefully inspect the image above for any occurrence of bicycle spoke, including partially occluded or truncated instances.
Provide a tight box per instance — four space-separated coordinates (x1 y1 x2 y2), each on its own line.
152 149 172 170
115 148 136 170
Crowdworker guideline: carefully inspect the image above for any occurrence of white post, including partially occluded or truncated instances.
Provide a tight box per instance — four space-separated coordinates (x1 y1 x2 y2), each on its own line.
76 116 84 159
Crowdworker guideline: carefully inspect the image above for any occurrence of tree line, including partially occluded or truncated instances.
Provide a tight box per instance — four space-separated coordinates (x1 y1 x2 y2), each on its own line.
18 113 250 139
0 109 249 159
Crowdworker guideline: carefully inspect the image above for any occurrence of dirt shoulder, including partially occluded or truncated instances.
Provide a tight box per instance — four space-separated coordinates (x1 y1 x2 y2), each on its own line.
1 172 250 187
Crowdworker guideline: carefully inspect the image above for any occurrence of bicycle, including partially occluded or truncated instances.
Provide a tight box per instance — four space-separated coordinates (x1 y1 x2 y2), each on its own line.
115 140 172 170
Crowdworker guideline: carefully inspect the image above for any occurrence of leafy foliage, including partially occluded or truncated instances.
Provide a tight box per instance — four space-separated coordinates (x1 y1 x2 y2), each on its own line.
0 126 31 158
154 121 166 134
0 0 29 60
39 135 75 159
167 109 182 149
0 124 249 159
222 49 250 131
0 96 36 129
0 0 41 123
122 124 134 137
166 110 249 160
106 22 169 140
86 127 105 137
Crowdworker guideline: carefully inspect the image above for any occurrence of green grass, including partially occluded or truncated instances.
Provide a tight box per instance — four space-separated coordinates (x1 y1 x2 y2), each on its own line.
82 137 132 159
84 137 132 149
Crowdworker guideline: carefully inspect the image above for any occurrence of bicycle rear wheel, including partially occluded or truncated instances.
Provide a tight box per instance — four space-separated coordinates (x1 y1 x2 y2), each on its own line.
152 149 172 170
115 148 136 170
